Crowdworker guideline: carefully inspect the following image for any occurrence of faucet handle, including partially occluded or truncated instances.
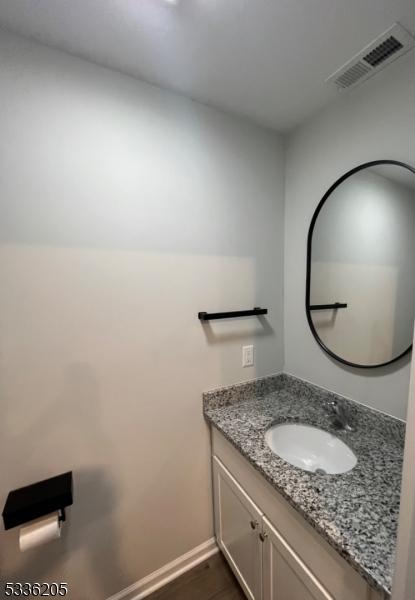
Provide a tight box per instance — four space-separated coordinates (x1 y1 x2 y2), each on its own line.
326 399 354 432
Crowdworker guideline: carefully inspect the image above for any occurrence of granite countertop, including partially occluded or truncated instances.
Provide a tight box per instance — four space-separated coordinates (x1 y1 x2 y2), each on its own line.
203 374 405 598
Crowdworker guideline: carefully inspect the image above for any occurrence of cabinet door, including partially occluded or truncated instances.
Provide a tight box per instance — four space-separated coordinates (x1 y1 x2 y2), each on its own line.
213 457 263 600
262 516 333 600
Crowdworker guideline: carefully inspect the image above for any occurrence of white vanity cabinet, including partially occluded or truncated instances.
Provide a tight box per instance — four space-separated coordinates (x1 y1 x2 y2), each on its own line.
214 457 332 600
212 429 382 600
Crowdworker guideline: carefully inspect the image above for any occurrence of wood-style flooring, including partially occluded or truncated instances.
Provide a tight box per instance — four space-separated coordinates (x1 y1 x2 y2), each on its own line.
147 552 246 600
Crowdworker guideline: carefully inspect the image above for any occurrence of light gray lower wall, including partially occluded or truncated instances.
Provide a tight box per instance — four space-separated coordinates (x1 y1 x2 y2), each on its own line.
284 51 415 420
0 30 285 598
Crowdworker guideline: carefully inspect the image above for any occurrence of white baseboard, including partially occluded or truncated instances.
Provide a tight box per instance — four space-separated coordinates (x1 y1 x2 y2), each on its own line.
106 538 219 600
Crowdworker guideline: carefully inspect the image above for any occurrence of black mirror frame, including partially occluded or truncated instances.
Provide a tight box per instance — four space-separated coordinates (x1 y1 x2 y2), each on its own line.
305 159 415 369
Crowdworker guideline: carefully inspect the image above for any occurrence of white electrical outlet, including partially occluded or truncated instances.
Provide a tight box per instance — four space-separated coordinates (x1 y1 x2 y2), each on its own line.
242 345 254 367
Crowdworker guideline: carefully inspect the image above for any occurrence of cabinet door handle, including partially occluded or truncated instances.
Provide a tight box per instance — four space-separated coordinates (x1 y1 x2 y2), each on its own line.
259 532 268 542
250 520 258 530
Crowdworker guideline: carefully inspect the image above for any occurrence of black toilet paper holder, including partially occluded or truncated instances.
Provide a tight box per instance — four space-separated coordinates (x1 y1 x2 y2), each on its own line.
57 508 66 523
2 472 73 530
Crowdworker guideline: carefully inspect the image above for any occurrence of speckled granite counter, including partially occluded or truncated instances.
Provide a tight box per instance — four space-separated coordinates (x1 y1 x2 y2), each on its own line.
203 374 405 598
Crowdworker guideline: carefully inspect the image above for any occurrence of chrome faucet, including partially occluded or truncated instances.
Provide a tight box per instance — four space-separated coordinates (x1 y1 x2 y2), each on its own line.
327 399 353 432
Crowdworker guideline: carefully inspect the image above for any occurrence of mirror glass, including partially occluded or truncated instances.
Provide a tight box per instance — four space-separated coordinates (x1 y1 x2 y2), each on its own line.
307 161 415 368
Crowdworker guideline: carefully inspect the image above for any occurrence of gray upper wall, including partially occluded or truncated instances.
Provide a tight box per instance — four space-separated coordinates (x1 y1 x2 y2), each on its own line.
284 50 415 420
312 170 415 265
0 29 285 598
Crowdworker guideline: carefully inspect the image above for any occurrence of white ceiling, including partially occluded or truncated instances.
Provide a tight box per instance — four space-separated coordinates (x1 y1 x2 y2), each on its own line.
0 0 415 132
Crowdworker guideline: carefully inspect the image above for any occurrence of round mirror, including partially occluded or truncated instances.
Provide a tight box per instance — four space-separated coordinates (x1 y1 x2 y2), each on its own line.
306 160 415 368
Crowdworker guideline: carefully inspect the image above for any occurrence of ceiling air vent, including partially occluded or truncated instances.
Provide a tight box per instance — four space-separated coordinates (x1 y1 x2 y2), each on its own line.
326 23 415 91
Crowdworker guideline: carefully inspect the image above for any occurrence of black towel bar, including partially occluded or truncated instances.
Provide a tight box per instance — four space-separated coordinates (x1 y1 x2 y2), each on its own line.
309 303 347 311
198 307 268 321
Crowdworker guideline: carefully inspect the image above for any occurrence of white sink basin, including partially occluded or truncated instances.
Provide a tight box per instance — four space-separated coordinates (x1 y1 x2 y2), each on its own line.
265 423 357 474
